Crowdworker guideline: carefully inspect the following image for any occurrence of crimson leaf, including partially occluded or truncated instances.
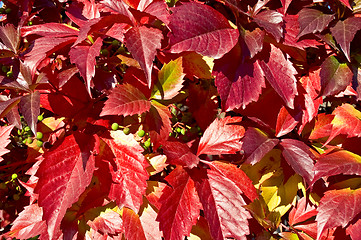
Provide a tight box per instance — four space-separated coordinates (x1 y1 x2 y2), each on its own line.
161 140 200 168
19 91 40 135
330 17 361 62
157 166 201 240
21 23 79 38
35 133 96 239
253 10 283 42
168 2 239 59
123 208 147 240
125 26 163 87
100 83 151 117
0 125 14 162
297 8 334 38
197 116 244 156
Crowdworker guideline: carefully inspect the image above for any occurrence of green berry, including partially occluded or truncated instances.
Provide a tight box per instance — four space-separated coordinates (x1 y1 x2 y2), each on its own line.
1 65 9 73
180 128 186 135
100 49 109 56
28 21 33 26
11 173 18 180
24 126 31 132
5 8 12 14
123 127 130 135
111 40 120 47
0 8 5 14
22 139 27 144
13 194 20 201
137 129 145 137
111 122 119 131
27 137 33 144
176 127 181 133
36 132 43 140
17 129 23 135
144 139 151 148
37 114 44 121
36 140 43 147
6 71 13 78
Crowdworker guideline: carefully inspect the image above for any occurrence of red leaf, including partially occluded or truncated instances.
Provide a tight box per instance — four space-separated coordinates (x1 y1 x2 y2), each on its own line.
34 133 97 239
346 218 361 240
0 96 21 118
161 140 200 168
168 2 239 59
326 104 361 145
313 150 361 184
289 197 317 226
157 166 201 240
196 167 252 240
100 83 151 117
309 113 334 140
19 91 40 135
143 0 170 25
253 10 283 42
330 17 361 62
24 36 77 73
87 209 123 236
6 204 46 239
69 37 103 94
242 127 279 165
280 139 316 186
0 125 14 162
0 24 20 53
206 161 258 201
280 0 293 14
101 0 136 24
316 188 361 240
147 101 172 148
21 23 79 38
297 8 334 38
337 0 352 9
275 106 299 137
259 44 298 109
242 28 265 59
213 43 265 111
197 116 244 156
139 204 162 240
102 131 149 211
123 208 146 240
124 26 163 87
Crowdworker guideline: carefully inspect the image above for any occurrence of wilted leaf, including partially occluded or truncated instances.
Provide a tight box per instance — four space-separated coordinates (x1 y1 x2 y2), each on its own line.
125 26 163 87
35 133 96 239
152 57 185 100
157 167 201 240
197 116 244 156
297 8 334 38
330 17 361 61
319 56 353 97
100 83 151 117
316 188 361 240
168 2 239 59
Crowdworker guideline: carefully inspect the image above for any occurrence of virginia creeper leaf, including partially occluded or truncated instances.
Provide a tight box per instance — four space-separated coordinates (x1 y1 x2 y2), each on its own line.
161 140 200 168
21 23 79 38
253 10 283 42
288 197 317 226
139 204 162 240
297 8 334 38
326 103 361 144
0 24 20 53
101 0 136 24
242 28 265 59
0 96 21 119
87 209 123 236
19 91 40 135
102 131 149 211
280 139 316 186
319 55 353 97
7 204 46 239
152 57 185 100
157 166 201 240
196 168 252 240
35 133 97 239
124 26 163 87
123 208 147 240
331 17 361 62
309 113 334 140
0 125 14 162
197 116 244 156
313 150 361 184
280 0 292 14
259 44 298 109
275 106 299 137
100 83 151 117
206 161 258 201
316 188 361 240
168 2 239 59
242 127 279 165
147 101 172 148
213 43 265 111
69 37 103 94
337 0 353 9
346 218 361 240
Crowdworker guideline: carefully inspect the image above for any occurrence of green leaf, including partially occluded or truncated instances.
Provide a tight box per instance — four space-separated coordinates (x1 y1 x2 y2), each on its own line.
151 57 185 100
